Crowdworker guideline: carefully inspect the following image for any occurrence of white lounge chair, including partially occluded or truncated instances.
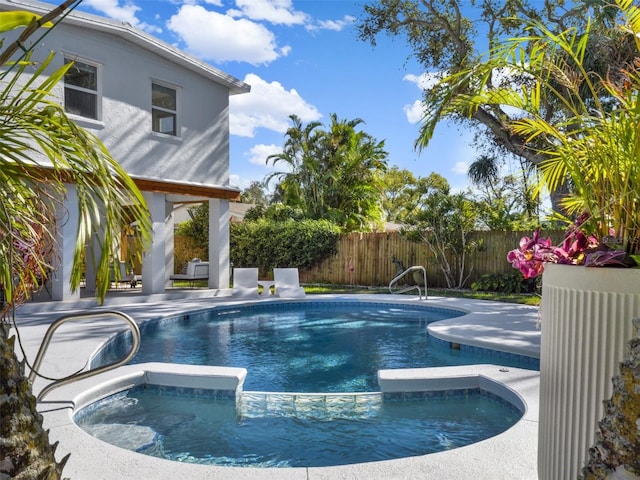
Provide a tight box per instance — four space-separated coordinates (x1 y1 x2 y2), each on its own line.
273 268 306 298
170 259 209 287
232 267 260 298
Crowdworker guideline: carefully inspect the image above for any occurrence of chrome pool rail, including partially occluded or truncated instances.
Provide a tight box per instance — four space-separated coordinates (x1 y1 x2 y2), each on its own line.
389 266 428 300
28 310 141 402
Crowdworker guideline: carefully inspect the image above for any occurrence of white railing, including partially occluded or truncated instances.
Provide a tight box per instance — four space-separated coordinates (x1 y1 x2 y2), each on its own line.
28 310 140 402
388 266 427 300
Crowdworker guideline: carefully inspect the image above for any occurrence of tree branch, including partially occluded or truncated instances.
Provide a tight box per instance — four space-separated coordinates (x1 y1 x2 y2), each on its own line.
0 0 81 66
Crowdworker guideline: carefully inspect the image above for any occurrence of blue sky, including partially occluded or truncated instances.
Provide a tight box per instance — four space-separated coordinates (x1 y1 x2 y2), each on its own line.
60 0 478 192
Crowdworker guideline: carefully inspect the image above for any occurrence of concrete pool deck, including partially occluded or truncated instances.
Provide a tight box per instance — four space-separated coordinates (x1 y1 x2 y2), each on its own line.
11 292 541 480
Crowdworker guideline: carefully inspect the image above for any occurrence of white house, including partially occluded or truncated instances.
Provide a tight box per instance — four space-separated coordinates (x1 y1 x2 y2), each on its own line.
0 0 250 299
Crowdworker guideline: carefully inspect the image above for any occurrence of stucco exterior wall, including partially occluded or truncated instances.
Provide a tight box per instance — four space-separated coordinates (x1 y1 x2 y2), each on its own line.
20 25 229 186
0 0 248 189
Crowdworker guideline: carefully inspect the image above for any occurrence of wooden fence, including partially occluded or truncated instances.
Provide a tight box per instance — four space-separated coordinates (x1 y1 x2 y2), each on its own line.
299 230 563 288
175 229 563 288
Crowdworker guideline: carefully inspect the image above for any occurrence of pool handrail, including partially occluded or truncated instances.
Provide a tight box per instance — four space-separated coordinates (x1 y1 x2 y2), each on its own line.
27 310 141 402
389 266 428 300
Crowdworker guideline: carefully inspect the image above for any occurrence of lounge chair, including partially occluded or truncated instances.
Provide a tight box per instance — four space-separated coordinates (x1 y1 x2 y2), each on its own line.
232 267 260 298
170 258 209 287
273 268 306 298
110 260 138 289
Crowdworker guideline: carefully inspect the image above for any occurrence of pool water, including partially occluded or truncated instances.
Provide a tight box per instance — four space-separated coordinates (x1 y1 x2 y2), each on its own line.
116 302 532 392
75 386 522 467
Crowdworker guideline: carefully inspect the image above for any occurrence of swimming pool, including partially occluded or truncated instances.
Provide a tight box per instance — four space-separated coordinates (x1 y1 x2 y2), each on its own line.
75 299 536 468
94 301 537 392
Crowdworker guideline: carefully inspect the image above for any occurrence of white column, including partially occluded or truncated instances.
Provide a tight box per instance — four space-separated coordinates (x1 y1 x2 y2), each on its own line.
142 192 167 295
165 202 175 286
50 184 80 301
208 198 230 289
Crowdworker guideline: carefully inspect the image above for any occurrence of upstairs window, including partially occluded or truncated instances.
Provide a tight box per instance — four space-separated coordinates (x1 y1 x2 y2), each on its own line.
64 58 99 120
152 82 177 136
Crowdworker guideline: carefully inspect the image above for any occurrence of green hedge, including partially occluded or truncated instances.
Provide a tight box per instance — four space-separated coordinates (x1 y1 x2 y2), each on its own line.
470 272 539 294
230 219 341 277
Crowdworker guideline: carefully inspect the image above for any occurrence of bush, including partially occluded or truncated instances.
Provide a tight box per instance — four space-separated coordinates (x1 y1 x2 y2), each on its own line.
471 272 538 294
230 219 341 277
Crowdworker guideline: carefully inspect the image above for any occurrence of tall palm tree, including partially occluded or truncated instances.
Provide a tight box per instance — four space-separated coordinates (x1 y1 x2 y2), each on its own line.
0 7 152 479
266 113 388 231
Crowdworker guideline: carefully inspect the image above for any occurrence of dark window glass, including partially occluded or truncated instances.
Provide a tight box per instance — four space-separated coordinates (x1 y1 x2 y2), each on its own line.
152 83 176 110
152 83 177 135
64 59 98 119
64 89 97 119
64 60 97 89
152 109 176 136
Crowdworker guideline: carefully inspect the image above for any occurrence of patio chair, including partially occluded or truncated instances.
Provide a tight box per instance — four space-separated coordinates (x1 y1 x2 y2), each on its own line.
110 260 138 289
170 258 209 287
273 268 306 298
232 267 260 298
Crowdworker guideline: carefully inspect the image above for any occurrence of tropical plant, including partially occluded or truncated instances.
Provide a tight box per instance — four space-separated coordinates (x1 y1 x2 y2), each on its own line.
508 218 635 280
433 0 640 268
266 113 388 232
1 7 152 479
381 166 419 223
401 173 480 288
357 0 637 214
471 272 537 294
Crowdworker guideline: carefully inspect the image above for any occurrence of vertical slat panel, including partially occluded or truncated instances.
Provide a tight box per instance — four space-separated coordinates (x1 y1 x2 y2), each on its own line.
539 264 640 480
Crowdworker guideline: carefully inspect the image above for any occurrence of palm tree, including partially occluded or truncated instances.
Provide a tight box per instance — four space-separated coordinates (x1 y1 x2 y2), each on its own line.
0 8 152 479
266 114 323 210
266 113 388 231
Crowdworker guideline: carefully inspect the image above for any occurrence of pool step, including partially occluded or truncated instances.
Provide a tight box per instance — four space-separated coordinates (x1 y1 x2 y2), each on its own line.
238 392 383 420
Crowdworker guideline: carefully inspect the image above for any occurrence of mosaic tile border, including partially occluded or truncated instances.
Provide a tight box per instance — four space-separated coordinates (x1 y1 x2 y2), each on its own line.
428 335 540 369
383 387 524 416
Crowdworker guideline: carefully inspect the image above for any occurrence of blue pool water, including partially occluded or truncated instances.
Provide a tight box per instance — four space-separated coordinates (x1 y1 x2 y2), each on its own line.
81 301 533 467
75 386 522 467
106 301 535 392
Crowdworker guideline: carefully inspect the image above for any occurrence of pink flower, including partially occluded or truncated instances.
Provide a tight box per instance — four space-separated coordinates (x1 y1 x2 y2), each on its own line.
508 214 632 278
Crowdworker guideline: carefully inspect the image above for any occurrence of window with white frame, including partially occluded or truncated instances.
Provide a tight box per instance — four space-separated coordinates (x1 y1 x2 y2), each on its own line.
151 82 178 136
64 58 99 120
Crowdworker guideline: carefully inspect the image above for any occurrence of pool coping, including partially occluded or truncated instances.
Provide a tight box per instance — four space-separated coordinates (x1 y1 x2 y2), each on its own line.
14 293 541 480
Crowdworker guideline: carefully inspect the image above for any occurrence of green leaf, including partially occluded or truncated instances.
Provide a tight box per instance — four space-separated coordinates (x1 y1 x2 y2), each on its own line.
0 11 53 33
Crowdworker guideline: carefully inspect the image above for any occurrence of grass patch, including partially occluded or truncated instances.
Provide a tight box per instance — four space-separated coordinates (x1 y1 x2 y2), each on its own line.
171 280 541 307
304 284 540 306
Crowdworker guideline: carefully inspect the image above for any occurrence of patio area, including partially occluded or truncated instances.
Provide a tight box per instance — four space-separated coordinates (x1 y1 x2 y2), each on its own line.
12 292 541 480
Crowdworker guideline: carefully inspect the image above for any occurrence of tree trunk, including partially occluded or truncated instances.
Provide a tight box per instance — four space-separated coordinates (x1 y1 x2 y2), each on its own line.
0 323 68 480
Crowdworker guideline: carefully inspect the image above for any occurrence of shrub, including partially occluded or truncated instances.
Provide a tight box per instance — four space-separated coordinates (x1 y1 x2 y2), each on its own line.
230 219 341 277
471 272 537 294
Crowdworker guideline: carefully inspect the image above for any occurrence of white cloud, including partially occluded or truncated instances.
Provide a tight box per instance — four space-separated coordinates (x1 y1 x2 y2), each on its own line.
403 72 444 91
229 173 242 189
167 5 289 65
452 161 469 175
403 72 444 124
246 144 282 166
83 0 161 33
229 0 308 25
230 73 322 137
403 100 425 124
309 15 355 32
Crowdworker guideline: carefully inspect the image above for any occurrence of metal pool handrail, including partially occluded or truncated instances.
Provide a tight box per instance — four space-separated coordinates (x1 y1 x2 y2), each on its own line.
388 266 428 300
28 310 141 402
